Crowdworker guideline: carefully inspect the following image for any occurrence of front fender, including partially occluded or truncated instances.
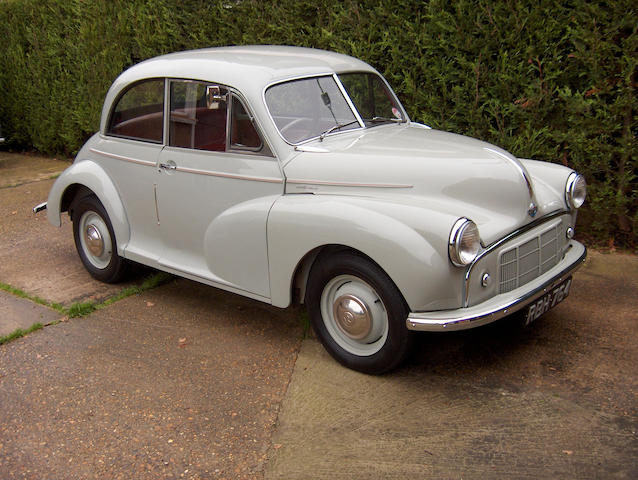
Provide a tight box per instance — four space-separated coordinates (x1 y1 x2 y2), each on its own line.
520 159 575 217
267 195 465 311
46 160 130 254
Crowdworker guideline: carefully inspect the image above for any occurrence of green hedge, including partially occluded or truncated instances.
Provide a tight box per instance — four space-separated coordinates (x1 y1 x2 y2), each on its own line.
0 0 636 247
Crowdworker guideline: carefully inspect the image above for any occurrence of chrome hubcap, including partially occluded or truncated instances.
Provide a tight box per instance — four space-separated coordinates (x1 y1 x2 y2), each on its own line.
320 275 389 356
333 294 371 340
78 210 112 270
84 224 104 257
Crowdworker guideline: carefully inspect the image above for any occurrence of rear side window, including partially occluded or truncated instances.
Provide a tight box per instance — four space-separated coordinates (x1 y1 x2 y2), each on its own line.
107 79 164 143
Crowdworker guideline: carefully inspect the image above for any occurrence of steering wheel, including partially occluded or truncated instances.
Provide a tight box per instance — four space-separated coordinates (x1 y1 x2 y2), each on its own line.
279 117 307 134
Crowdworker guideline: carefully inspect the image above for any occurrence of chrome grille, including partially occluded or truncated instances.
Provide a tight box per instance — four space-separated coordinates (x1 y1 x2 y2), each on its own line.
499 223 559 293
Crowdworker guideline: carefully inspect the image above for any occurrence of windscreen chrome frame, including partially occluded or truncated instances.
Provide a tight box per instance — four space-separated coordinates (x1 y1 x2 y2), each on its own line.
263 71 410 146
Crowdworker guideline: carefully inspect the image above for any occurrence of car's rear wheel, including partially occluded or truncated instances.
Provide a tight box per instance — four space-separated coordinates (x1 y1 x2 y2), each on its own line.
306 251 413 374
72 194 128 283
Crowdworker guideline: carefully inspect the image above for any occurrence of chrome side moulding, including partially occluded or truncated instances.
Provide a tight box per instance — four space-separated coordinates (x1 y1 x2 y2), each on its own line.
286 178 413 189
175 165 283 184
407 241 586 332
89 148 156 167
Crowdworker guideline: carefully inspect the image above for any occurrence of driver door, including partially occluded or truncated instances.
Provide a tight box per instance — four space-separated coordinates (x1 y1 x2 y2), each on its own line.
155 79 283 299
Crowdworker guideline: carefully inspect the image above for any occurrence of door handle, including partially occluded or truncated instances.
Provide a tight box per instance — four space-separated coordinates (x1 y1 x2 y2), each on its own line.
159 162 176 171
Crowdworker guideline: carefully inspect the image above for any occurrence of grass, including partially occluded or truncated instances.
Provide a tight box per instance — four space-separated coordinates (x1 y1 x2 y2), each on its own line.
0 322 43 346
0 172 62 190
97 272 172 310
299 310 312 339
62 271 174 317
0 282 65 313
0 271 173 344
66 301 97 317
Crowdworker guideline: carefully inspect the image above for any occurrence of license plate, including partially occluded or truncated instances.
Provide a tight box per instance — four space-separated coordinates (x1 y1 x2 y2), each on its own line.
525 277 572 326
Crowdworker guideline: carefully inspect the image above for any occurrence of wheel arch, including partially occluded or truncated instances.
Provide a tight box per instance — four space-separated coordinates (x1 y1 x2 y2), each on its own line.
267 195 464 311
304 247 414 374
46 160 131 254
62 184 93 217
291 244 410 310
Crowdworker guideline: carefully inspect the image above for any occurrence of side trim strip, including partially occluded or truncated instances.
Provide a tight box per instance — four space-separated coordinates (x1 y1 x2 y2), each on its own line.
90 148 156 167
287 179 413 189
91 147 283 184
175 166 283 184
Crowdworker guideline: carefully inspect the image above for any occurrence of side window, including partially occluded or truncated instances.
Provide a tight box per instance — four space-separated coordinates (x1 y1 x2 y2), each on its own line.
230 95 262 151
169 81 228 152
107 79 164 143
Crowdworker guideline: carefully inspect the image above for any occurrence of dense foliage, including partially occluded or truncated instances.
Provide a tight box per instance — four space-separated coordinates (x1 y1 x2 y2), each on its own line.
0 0 636 247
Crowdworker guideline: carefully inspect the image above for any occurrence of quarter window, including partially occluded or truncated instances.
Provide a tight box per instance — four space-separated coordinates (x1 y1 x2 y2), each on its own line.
230 95 262 150
107 79 164 142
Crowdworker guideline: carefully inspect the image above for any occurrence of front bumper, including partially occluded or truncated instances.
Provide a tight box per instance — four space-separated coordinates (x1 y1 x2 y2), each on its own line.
406 240 586 332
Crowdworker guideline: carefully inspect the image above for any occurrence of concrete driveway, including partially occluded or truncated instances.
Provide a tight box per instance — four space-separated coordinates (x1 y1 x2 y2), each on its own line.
1 153 637 479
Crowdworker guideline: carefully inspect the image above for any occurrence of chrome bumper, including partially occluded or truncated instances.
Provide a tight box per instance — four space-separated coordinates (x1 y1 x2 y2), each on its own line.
406 241 587 332
33 202 47 214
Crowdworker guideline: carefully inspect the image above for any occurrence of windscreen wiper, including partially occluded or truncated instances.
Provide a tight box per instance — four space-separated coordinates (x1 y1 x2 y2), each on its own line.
319 120 360 141
370 116 405 124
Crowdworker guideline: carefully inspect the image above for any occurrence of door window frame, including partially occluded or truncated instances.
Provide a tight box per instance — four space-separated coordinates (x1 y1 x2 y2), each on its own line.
164 78 273 157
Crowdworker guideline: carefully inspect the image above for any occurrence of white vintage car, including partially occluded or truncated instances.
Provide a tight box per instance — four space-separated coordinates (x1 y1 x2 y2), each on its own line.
36 46 587 373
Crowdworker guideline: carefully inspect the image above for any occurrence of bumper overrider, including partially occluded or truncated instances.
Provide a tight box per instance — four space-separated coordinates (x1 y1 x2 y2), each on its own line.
406 240 586 332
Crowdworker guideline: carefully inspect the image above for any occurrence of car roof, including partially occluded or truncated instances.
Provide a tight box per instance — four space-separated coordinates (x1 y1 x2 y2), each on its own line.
109 45 377 96
100 45 378 134
146 46 374 82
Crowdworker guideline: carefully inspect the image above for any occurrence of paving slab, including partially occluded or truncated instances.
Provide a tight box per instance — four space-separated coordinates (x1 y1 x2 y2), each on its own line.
0 290 61 337
0 279 303 480
265 251 638 479
0 178 150 307
0 152 69 188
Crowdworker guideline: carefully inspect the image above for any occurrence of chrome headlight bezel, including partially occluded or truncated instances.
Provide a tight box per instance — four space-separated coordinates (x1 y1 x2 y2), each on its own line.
565 172 586 210
449 218 481 267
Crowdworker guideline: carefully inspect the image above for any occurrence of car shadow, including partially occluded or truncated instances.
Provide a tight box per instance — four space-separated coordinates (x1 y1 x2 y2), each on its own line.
400 311 570 381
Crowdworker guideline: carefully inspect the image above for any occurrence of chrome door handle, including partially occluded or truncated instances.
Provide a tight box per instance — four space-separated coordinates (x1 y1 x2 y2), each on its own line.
159 162 176 171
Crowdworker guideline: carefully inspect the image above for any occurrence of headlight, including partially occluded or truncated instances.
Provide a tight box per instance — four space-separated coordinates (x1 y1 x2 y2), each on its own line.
449 218 481 267
565 172 586 210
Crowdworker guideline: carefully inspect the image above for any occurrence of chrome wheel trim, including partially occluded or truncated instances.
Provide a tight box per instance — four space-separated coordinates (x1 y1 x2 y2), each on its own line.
320 275 388 356
85 224 104 257
78 210 112 269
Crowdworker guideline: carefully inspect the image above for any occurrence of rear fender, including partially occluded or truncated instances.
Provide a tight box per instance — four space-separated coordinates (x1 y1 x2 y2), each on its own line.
46 160 130 254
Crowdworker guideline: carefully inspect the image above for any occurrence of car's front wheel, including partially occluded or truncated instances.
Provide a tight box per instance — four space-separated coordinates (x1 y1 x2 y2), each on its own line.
71 194 128 283
306 251 413 374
